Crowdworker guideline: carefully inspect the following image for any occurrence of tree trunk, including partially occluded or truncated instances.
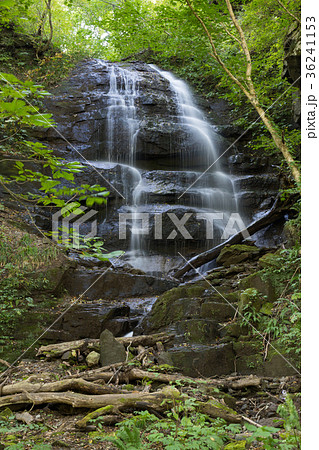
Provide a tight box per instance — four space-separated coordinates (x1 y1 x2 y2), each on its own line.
173 195 293 278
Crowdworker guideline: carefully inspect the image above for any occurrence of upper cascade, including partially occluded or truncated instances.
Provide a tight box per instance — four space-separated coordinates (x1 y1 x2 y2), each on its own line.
104 65 140 165
36 60 281 273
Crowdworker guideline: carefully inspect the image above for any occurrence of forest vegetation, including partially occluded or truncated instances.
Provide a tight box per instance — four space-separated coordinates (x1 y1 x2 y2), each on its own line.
0 0 301 448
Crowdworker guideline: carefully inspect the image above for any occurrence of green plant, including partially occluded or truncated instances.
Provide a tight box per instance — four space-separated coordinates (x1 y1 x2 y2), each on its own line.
244 394 300 449
107 425 143 450
0 414 50 449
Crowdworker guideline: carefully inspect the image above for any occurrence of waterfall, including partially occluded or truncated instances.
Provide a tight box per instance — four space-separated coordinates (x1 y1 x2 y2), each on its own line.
149 65 238 243
92 62 239 274
104 65 140 165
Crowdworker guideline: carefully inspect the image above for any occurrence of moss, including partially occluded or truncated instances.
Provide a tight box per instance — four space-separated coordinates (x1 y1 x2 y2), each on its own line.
148 284 205 330
206 398 237 415
216 244 260 267
233 340 263 357
236 354 264 374
239 271 277 302
258 252 279 269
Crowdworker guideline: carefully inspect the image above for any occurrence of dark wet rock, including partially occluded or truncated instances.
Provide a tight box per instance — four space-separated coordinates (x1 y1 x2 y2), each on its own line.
49 303 133 340
158 343 235 377
62 267 178 300
200 302 235 322
100 329 126 367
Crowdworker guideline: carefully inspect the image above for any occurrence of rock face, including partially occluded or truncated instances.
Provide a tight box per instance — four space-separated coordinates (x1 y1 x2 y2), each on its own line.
141 245 300 377
61 266 178 300
31 59 281 261
99 329 126 367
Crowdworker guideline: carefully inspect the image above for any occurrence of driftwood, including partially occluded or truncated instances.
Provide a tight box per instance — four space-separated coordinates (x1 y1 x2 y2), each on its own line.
174 195 293 278
36 333 173 359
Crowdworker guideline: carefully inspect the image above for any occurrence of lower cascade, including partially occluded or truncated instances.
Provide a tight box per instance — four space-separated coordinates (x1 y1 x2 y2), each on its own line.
87 61 239 274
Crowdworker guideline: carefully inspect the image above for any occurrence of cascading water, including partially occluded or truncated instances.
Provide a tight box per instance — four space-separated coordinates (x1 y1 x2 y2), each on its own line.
104 65 140 165
149 65 238 244
92 62 239 273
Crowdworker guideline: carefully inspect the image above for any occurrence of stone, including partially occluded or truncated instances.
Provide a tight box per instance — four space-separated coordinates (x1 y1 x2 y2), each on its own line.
143 284 205 332
158 343 235 377
238 288 261 314
283 221 300 248
216 244 261 267
99 329 126 367
176 319 220 344
200 302 235 322
61 351 72 361
263 347 300 377
239 271 277 302
236 354 264 375
86 351 100 367
62 268 178 300
282 22 301 88
222 323 249 338
16 412 33 425
233 340 263 358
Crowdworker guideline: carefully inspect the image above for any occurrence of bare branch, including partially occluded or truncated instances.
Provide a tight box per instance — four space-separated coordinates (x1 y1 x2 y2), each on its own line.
274 0 301 24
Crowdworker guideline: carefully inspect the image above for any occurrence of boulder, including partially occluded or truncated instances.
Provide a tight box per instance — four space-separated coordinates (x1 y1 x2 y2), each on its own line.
158 343 235 377
99 329 126 367
216 244 261 267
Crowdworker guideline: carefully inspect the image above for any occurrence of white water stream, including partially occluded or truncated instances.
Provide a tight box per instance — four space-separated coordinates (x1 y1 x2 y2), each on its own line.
92 63 239 273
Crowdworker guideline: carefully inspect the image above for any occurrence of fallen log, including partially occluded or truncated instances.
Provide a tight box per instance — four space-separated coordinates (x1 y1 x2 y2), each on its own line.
0 378 122 396
0 387 180 409
173 195 293 278
37 333 174 359
78 367 261 390
0 385 241 424
36 339 95 359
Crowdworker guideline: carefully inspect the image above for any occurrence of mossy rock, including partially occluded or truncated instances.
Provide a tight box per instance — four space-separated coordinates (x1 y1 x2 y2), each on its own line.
177 319 219 344
258 252 280 269
204 289 240 304
283 221 300 248
145 284 206 331
233 340 263 357
222 322 249 338
239 271 277 302
147 296 202 332
158 343 235 377
236 353 264 375
216 244 261 267
264 342 300 377
200 302 235 321
238 288 261 313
